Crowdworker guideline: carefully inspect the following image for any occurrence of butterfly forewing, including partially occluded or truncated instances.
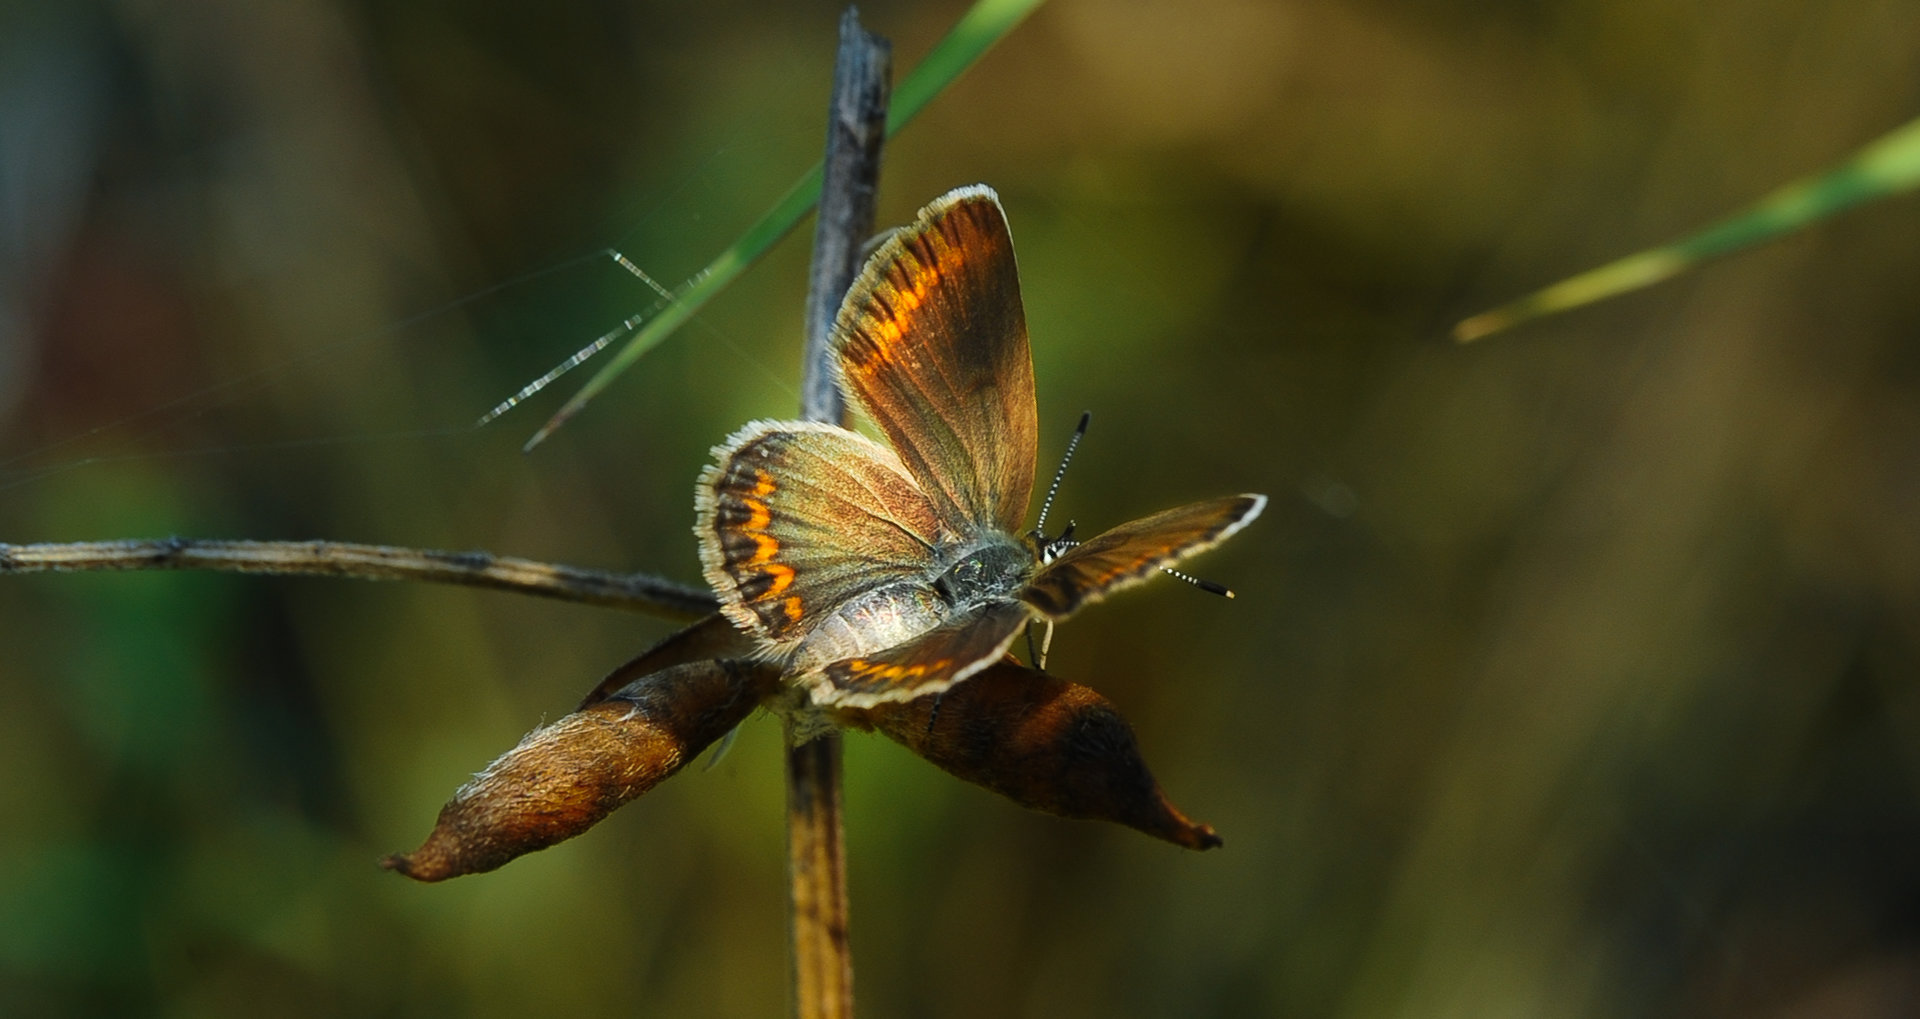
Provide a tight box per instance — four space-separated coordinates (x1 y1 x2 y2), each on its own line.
833 186 1038 536
815 598 1033 707
697 421 946 648
1020 495 1267 619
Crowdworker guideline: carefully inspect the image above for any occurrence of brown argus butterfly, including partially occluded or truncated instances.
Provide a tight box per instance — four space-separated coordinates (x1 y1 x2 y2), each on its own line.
696 186 1265 708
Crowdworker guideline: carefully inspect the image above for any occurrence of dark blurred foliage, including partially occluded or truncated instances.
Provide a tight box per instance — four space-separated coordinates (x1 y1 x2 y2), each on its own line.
3 0 1919 1015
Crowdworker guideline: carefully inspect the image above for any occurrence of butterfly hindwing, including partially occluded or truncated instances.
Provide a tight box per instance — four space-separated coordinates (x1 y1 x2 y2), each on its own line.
833 186 1038 535
696 421 946 649
1020 495 1267 619
815 598 1033 708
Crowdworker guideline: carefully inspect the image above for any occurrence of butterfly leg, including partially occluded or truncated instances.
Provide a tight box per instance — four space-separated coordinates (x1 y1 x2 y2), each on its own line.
702 724 742 771
1026 618 1056 671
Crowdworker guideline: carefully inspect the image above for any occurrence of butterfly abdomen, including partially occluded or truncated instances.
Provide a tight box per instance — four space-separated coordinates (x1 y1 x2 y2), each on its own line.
789 583 948 673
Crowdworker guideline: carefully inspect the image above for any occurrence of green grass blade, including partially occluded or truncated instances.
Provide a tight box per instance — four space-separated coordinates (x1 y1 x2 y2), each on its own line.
1455 115 1920 343
526 0 1048 450
886 0 1044 135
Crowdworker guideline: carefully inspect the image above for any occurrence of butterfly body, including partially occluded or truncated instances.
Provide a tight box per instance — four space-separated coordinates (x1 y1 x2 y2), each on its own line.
930 534 1032 607
697 186 1265 710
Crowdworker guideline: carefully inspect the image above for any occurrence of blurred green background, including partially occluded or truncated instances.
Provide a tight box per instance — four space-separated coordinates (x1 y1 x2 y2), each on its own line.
3 1 1919 1015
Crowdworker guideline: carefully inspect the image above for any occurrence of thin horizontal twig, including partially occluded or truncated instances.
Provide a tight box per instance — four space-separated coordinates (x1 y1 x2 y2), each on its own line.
0 538 716 619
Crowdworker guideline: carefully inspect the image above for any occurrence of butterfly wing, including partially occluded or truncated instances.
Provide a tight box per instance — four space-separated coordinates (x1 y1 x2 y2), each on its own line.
813 598 1033 708
832 185 1038 536
696 420 947 650
1020 495 1267 619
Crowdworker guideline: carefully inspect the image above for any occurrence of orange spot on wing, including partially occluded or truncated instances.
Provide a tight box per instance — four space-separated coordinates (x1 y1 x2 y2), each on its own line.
761 562 794 596
851 250 957 369
783 596 803 623
746 531 779 565
894 281 926 315
742 497 771 530
845 656 952 684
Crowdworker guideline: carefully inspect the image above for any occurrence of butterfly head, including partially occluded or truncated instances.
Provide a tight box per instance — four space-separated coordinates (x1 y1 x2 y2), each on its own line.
1031 519 1077 566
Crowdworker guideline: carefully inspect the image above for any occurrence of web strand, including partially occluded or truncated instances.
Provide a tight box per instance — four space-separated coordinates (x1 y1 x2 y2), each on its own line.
475 249 679 426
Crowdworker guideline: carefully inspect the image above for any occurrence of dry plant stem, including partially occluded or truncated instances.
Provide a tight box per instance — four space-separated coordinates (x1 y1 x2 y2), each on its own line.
787 10 890 1019
0 538 716 620
786 716 853 1018
801 17 891 427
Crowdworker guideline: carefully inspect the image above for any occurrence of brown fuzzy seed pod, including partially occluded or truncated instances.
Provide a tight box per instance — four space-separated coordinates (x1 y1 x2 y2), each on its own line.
384 659 780 881
577 612 756 708
837 660 1222 850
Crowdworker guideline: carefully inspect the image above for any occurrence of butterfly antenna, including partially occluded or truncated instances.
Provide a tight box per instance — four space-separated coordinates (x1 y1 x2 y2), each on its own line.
1162 565 1234 598
1051 532 1232 598
1034 411 1091 538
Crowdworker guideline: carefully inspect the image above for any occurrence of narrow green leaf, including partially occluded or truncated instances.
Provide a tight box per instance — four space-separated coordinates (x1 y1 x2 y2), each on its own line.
886 0 1046 136
1456 115 1920 343
526 0 1049 450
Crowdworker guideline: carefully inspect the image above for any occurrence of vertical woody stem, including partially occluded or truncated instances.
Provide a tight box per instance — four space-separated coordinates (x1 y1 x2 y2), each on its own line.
788 9 889 1019
785 717 853 1019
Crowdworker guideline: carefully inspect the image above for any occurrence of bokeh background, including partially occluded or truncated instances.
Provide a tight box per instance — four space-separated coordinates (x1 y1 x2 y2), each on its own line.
3 0 1919 1015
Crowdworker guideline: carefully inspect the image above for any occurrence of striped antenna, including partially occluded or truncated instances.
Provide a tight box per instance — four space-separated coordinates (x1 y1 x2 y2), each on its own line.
475 250 675 427
1048 538 1234 599
1034 411 1090 538
1161 565 1233 598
